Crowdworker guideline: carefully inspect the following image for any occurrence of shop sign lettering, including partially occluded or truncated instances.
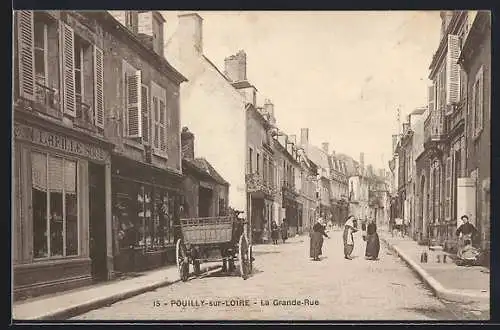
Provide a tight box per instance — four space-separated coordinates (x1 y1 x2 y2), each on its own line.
14 123 108 161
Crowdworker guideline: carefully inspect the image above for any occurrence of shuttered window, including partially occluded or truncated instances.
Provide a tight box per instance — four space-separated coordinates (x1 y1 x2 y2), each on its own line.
93 45 104 128
61 22 76 117
151 82 167 154
17 10 35 101
159 99 167 152
473 65 484 137
126 70 142 138
141 85 150 143
446 34 460 107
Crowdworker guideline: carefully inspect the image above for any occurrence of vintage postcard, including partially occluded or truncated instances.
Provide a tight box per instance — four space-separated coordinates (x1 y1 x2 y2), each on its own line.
11 10 490 322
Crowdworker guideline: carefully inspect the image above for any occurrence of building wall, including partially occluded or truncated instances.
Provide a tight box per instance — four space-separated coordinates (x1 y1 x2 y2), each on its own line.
165 21 247 213
102 21 182 173
13 11 114 299
465 15 491 250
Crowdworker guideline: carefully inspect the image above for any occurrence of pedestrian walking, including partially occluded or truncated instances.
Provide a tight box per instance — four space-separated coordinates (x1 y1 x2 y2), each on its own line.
271 221 279 245
280 219 288 243
310 217 329 261
343 215 358 260
365 219 380 260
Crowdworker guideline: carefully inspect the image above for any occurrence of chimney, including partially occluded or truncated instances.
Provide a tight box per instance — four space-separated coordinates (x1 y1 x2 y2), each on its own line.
360 152 365 167
110 11 139 33
263 99 276 125
177 13 203 54
224 50 247 83
300 128 309 147
331 150 336 156
322 142 329 154
289 135 297 145
138 11 165 55
181 127 195 160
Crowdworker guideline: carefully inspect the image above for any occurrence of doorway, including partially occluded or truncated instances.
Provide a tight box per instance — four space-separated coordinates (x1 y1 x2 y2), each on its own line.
198 186 213 218
89 162 107 281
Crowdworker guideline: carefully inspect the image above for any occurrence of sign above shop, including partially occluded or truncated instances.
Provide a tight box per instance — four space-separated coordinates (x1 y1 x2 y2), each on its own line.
14 123 108 162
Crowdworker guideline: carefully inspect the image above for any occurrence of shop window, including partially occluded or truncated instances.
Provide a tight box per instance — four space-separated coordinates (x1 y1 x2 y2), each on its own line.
31 152 79 259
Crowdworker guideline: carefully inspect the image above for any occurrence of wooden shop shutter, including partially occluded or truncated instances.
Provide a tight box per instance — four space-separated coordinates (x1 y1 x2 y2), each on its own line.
17 10 35 101
93 45 104 128
445 156 451 219
126 70 142 138
446 34 460 105
61 22 76 117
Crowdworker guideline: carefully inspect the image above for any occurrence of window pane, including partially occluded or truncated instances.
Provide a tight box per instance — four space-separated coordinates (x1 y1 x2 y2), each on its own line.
49 156 64 257
34 21 45 49
65 160 78 256
32 152 48 259
34 49 46 83
75 70 82 98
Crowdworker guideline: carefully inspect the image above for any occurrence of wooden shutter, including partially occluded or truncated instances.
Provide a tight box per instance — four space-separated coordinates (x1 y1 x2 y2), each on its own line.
477 65 484 133
93 45 104 128
446 34 460 105
427 84 435 113
159 99 166 152
126 70 142 138
152 96 159 148
17 11 35 101
141 85 149 143
61 22 76 117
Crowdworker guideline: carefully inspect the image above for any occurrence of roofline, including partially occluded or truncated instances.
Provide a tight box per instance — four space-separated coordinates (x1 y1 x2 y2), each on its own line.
90 11 187 84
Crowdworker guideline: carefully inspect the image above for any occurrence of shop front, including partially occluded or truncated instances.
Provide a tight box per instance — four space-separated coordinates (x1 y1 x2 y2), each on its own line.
13 115 113 300
111 155 183 273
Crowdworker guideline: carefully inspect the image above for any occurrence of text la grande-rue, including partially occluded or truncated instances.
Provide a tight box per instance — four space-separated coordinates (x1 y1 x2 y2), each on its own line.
261 299 319 306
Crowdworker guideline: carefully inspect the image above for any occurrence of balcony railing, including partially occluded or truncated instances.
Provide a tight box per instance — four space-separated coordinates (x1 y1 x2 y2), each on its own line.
32 82 61 117
424 109 445 145
446 100 466 134
246 172 274 196
74 100 99 132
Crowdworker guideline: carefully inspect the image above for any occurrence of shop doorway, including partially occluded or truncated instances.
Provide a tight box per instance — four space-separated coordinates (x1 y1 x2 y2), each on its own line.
89 162 108 281
198 186 213 217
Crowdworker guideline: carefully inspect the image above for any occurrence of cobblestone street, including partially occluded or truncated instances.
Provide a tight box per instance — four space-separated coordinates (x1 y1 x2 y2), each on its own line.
72 231 482 321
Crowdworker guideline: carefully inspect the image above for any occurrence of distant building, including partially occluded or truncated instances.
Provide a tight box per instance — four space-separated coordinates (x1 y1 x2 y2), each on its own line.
180 127 230 219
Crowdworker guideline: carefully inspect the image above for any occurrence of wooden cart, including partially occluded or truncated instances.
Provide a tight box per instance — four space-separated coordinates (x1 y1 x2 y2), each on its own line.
175 215 253 281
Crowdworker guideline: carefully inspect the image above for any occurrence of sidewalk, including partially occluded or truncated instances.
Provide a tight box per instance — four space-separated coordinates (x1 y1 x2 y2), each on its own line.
13 262 220 321
380 231 490 305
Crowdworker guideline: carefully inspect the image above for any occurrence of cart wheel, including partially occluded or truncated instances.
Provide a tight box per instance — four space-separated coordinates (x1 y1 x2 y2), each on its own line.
193 260 201 275
180 261 189 282
176 239 189 281
239 234 250 279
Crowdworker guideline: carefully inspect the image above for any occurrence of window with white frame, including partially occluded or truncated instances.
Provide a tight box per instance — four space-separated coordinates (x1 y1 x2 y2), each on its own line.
472 65 484 137
32 151 79 259
34 15 48 88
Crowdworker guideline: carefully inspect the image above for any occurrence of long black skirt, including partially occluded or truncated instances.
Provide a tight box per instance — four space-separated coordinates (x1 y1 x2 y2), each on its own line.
365 233 380 259
310 231 324 258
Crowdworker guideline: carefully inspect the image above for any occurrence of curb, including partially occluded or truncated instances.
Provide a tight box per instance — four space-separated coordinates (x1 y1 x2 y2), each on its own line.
25 265 221 321
381 237 489 305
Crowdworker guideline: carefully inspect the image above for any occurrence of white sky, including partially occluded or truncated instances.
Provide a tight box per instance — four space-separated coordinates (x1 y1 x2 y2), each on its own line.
162 11 442 170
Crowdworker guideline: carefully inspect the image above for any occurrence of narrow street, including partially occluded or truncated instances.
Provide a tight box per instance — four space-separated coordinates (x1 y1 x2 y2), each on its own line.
72 231 475 321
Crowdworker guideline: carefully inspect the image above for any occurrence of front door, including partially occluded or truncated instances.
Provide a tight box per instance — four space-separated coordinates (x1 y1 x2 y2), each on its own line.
89 162 107 281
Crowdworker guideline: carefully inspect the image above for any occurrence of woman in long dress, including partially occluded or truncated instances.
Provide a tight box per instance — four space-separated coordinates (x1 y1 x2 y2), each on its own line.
365 220 380 260
343 216 357 260
270 221 279 245
310 218 329 261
